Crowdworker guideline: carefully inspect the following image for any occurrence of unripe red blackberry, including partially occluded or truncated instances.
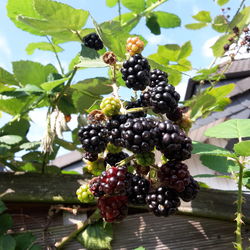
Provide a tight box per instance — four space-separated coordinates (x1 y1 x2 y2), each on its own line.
120 117 157 154
100 97 121 117
98 196 128 222
146 187 180 217
157 161 191 192
99 166 129 195
105 152 129 166
135 151 155 166
78 124 109 153
150 69 168 87
83 33 103 50
126 37 144 56
150 81 180 114
178 176 199 202
89 177 104 197
153 120 192 161
76 184 95 203
126 173 150 205
83 152 98 162
121 54 150 91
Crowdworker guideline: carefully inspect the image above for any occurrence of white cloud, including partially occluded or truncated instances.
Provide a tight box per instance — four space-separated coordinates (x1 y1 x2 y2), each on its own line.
0 34 11 58
202 36 220 58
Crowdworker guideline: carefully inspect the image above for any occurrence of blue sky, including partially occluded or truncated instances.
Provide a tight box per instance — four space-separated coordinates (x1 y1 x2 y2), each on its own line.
0 0 248 156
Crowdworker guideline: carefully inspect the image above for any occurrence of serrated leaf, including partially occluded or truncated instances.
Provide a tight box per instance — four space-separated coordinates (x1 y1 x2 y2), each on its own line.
77 221 113 250
26 42 63 55
154 11 181 28
185 23 207 30
0 135 22 145
211 34 230 57
0 119 30 137
106 0 118 7
193 11 212 23
217 0 230 6
158 44 180 61
34 0 89 30
20 141 40 150
200 155 238 173
234 141 250 156
40 77 69 91
13 232 35 250
192 141 234 157
205 119 250 139
0 201 6 214
0 235 16 250
0 67 19 86
178 41 192 60
212 15 228 33
0 214 13 234
121 0 145 13
146 14 161 35
12 61 57 86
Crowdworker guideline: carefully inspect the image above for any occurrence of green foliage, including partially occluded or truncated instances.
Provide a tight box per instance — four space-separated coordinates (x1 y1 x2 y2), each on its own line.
0 235 16 250
0 201 6 214
192 11 212 23
185 23 207 30
153 11 181 28
217 0 230 6
234 141 250 156
146 14 161 35
77 221 113 249
212 15 228 33
121 0 145 13
0 213 13 234
106 0 118 8
26 42 63 55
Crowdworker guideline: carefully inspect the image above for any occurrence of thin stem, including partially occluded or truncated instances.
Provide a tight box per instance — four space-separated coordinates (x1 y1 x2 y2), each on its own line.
75 30 83 42
118 0 122 24
117 154 135 166
46 36 64 75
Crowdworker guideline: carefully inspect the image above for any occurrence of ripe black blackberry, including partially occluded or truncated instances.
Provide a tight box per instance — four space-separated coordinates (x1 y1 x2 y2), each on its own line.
120 117 157 154
166 107 183 122
105 152 129 166
83 33 103 50
126 99 146 119
178 176 199 202
78 124 109 153
99 166 129 195
121 54 150 91
98 196 128 223
127 173 150 205
83 152 98 162
150 69 168 87
153 120 192 161
89 177 104 197
140 91 151 107
146 187 180 217
157 161 191 192
150 81 180 114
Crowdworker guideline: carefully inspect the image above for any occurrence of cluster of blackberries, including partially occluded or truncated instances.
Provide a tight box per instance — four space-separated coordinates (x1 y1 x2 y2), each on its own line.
83 33 103 50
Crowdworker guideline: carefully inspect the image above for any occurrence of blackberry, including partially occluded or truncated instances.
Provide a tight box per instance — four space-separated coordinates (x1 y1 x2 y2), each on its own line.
99 166 129 195
83 33 103 50
157 161 191 192
135 164 150 176
78 124 109 153
166 107 183 122
83 152 98 162
121 54 150 91
100 97 121 117
178 176 199 202
98 196 128 223
76 184 95 203
126 36 144 56
127 173 150 205
105 152 129 166
154 120 192 161
150 81 180 114
126 99 146 119
140 91 151 107
146 187 180 217
120 117 156 154
89 177 105 197
150 69 168 87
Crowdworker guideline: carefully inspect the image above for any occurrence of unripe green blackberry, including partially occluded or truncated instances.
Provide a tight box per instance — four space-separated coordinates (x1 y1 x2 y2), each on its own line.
135 152 155 166
76 184 95 203
100 97 121 117
84 158 106 176
106 143 122 154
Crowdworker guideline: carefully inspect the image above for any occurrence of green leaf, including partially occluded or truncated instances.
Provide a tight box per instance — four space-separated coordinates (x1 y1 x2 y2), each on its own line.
185 23 207 30
34 0 89 30
217 0 230 6
106 0 118 7
26 42 63 55
158 44 180 61
0 135 22 145
192 141 234 157
121 0 145 13
29 245 42 250
192 11 212 23
193 65 219 81
0 119 30 137
146 14 161 35
20 141 40 150
16 84 44 94
40 77 69 91
0 214 13 234
0 201 6 214
211 34 230 57
0 235 16 250
134 247 146 250
61 170 80 175
69 53 80 71
154 11 181 28
7 0 42 35
55 138 76 151
234 141 250 156
13 232 35 250
77 221 113 250
212 15 228 33
178 41 192 60
200 155 238 173
0 67 19 86
230 7 250 30
205 119 250 139
12 61 57 86
113 12 140 32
